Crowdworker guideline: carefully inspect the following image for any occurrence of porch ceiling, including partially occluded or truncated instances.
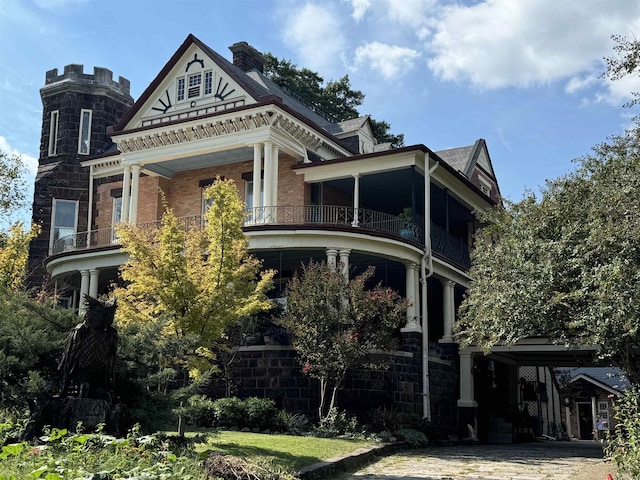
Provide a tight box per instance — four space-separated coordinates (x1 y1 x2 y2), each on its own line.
144 146 252 177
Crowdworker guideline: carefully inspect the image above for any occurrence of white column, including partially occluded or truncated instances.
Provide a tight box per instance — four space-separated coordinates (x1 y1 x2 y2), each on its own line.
565 404 572 438
326 249 338 271
352 174 360 227
413 264 421 327
591 396 598 438
79 269 90 315
129 164 141 224
441 279 456 343
338 249 350 279
89 269 99 299
87 165 94 247
121 164 131 223
263 141 273 210
457 352 478 408
252 144 262 223
401 263 421 332
271 144 279 207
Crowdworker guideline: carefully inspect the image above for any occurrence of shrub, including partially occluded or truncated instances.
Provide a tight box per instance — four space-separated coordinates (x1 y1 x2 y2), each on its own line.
277 411 312 435
605 386 640 478
395 428 429 448
244 397 279 430
315 407 362 437
177 394 217 427
213 397 246 429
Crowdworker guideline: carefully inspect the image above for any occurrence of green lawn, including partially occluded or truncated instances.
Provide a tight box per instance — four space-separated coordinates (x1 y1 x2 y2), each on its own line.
185 429 375 471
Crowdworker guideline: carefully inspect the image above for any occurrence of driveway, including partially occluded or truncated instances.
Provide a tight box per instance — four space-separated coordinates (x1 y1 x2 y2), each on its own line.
334 440 615 480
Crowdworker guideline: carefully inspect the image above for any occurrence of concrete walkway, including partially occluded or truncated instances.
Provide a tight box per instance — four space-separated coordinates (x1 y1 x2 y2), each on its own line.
333 440 611 480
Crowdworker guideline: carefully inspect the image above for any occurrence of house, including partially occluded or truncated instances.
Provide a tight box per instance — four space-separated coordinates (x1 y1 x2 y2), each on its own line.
556 367 629 440
29 34 554 438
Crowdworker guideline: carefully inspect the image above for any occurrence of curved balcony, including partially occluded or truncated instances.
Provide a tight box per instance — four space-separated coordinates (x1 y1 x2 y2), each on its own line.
51 206 424 255
50 206 471 270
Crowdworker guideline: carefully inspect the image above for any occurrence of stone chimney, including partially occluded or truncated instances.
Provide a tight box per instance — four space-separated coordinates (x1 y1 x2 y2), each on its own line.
229 41 265 73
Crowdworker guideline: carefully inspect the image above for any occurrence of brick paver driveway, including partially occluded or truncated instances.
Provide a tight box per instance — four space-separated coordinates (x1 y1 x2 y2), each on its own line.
334 441 609 480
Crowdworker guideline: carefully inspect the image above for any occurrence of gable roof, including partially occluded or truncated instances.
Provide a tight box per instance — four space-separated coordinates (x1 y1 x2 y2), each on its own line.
559 367 630 396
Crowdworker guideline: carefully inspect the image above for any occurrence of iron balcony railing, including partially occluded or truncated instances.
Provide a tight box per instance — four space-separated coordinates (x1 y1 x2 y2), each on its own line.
51 206 469 269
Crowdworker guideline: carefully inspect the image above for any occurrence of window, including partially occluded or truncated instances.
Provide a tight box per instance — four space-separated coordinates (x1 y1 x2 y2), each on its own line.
598 401 610 423
245 179 264 210
48 110 59 156
188 73 202 99
112 197 122 242
204 71 213 95
177 78 185 102
479 179 491 196
78 109 92 154
50 199 78 253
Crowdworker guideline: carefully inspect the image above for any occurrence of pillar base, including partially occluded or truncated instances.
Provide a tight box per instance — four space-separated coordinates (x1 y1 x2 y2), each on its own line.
401 324 422 334
438 336 456 344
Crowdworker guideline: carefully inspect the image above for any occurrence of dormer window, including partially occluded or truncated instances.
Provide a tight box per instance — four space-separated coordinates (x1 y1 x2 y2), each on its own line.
188 73 202 98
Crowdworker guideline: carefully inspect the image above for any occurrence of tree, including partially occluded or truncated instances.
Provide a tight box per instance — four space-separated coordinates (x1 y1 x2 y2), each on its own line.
263 53 404 147
458 127 640 384
603 34 640 108
0 150 29 227
0 222 40 292
114 178 275 377
279 261 407 420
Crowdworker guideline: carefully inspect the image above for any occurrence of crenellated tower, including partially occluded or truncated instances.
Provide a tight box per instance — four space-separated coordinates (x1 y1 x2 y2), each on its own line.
27 65 133 291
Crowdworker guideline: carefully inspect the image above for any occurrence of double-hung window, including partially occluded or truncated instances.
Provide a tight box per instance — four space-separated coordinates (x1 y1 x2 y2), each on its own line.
78 109 92 155
48 110 59 156
50 199 78 253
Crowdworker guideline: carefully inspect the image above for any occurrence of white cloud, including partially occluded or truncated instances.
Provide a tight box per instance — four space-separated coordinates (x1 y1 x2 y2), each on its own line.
34 0 88 10
354 42 421 81
427 0 640 91
565 73 600 95
344 0 371 22
282 4 346 75
384 0 438 40
0 136 38 178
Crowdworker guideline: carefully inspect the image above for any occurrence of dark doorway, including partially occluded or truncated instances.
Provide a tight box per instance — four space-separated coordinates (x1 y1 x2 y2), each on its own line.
577 403 593 439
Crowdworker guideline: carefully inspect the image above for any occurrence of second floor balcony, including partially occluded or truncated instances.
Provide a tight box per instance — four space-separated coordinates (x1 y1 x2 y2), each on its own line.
51 205 470 270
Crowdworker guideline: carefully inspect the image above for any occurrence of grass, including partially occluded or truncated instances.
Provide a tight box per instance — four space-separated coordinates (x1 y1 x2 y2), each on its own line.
180 429 375 471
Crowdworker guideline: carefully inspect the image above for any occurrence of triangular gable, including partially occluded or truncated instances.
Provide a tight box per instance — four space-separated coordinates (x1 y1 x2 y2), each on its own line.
114 34 267 132
472 139 496 179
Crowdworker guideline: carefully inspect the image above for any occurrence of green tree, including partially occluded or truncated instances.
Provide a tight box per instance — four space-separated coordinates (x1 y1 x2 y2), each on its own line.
603 34 640 108
0 222 40 291
115 178 274 377
0 150 29 226
279 261 407 420
263 53 404 147
0 290 78 412
458 127 640 384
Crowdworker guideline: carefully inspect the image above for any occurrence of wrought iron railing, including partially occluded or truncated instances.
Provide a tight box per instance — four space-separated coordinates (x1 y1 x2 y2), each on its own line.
430 223 471 270
51 205 432 255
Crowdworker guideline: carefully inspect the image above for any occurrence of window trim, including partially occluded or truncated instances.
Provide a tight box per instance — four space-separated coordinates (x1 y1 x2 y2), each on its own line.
78 109 93 155
48 110 59 156
49 199 79 254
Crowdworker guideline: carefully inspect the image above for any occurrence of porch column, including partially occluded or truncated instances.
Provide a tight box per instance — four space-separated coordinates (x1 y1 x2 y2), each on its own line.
565 403 572 438
248 143 262 219
338 249 350 279
271 144 279 207
591 396 598 438
263 141 273 210
441 279 456 343
79 269 90 315
121 164 131 223
351 174 360 227
129 164 141 224
326 248 338 271
457 352 478 408
87 165 94 246
89 268 99 299
401 263 421 332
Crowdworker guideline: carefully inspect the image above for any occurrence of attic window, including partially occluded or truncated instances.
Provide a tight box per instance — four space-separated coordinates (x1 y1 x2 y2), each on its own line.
188 73 202 99
479 179 491 196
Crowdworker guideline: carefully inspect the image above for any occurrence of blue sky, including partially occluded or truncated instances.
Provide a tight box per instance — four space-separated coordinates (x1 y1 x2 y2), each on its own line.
2 0 640 222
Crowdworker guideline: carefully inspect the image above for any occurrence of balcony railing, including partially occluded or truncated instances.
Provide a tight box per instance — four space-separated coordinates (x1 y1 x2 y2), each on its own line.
51 206 470 269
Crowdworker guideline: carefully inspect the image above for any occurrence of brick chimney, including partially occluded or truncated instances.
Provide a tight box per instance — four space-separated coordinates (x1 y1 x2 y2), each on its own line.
229 41 265 73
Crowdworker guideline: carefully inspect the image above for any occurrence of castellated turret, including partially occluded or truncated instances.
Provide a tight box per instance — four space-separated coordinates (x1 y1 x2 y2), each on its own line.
27 64 134 291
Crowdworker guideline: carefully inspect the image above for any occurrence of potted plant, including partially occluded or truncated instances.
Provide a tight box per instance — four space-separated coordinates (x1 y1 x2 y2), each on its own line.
398 207 415 239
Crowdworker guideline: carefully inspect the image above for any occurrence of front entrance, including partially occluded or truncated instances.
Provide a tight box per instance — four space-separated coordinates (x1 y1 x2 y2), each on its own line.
577 402 593 440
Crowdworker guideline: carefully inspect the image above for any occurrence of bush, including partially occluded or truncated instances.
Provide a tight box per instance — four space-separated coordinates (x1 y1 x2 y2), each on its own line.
277 411 311 435
395 428 429 448
244 397 279 431
315 408 362 437
177 394 217 427
213 397 246 429
605 386 640 478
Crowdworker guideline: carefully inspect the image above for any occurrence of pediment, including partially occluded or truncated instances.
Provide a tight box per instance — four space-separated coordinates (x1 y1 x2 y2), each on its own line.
118 37 260 131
